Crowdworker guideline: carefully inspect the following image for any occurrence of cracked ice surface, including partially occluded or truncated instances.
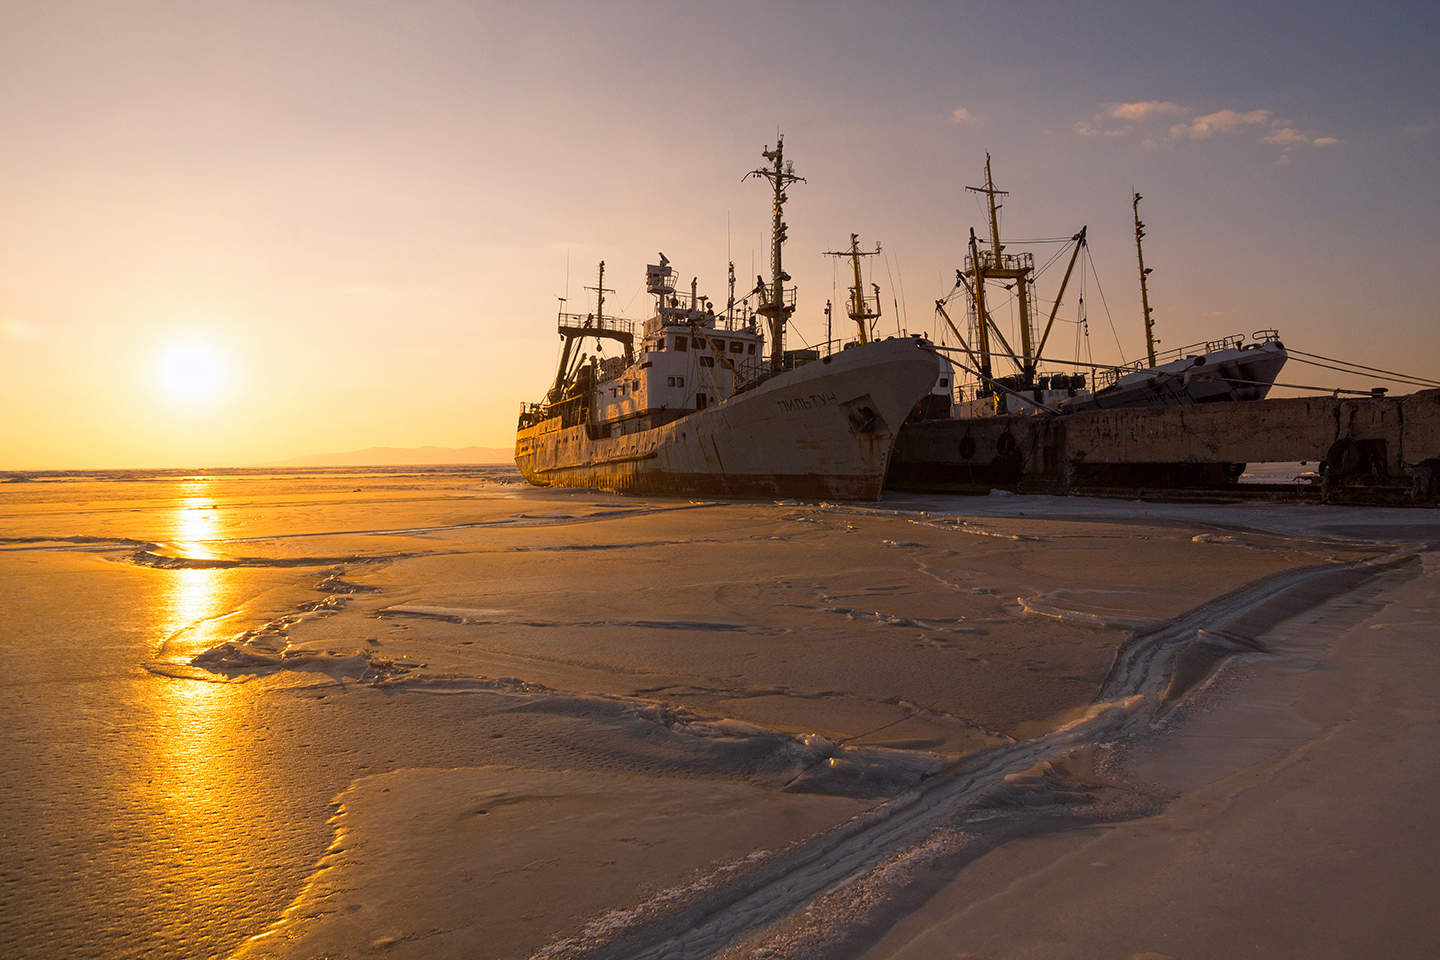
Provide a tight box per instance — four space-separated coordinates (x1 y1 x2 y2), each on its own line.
0 466 1424 960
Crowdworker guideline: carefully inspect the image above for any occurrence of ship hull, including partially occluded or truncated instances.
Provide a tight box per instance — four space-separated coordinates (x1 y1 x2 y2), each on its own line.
515 337 940 500
1061 341 1289 412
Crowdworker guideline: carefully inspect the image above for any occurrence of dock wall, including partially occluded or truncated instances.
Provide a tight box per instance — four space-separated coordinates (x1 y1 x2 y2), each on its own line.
887 389 1440 506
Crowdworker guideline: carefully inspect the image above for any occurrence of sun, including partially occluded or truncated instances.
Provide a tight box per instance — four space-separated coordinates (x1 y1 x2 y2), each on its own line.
155 342 227 401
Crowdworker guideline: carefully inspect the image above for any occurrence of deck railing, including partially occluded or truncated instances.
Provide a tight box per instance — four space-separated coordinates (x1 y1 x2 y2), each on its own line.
557 312 634 337
1094 331 1270 390
965 250 1035 274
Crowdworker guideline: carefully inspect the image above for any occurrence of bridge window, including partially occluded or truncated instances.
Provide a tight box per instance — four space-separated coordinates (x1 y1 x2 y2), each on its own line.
748 344 756 355
693 338 706 348
674 336 687 351
730 341 743 353
700 356 715 367
667 376 675 386
677 376 684 387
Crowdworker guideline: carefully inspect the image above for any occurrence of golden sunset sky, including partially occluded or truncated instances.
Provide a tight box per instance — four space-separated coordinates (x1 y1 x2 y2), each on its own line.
2 1 1437 468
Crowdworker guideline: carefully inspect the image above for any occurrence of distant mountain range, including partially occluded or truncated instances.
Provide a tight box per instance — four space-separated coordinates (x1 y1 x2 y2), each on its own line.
263 445 513 466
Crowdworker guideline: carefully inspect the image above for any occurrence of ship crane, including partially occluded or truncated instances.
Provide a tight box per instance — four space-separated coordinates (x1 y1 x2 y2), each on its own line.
549 260 632 405
964 153 1039 389
955 155 1089 400
1035 225 1088 360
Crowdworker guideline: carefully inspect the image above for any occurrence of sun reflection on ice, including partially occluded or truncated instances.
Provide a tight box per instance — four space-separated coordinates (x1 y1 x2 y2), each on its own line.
138 644 269 937
154 678 244 804
156 481 237 664
133 479 272 931
173 481 218 559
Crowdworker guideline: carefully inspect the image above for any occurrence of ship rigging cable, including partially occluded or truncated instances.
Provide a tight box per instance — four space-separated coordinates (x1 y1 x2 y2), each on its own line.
1182 374 1398 398
1003 236 1081 244
1082 244 1128 366
1033 243 1072 278
1282 352 1440 389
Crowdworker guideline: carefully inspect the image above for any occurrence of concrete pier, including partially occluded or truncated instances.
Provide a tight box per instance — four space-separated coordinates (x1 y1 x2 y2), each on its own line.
887 389 1440 506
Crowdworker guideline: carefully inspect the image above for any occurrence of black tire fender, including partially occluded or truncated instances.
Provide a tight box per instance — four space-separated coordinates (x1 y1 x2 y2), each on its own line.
1326 437 1362 477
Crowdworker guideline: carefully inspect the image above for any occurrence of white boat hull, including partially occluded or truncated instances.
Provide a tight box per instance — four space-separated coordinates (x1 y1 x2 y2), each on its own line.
515 337 941 500
1061 340 1289 413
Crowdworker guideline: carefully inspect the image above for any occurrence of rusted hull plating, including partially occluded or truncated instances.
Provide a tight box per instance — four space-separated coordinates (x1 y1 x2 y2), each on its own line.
516 337 941 501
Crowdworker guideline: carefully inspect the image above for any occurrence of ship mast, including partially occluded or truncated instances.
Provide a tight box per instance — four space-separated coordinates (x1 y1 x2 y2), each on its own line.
588 260 610 329
1134 193 1158 367
966 229 994 384
726 261 736 325
822 234 882 344
965 154 1037 386
585 260 623 363
981 154 1006 265
746 137 805 373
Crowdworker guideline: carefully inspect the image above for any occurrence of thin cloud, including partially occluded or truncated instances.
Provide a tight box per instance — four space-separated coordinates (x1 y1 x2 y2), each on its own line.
1263 127 1341 148
1169 109 1273 139
1106 100 1181 122
1262 127 1310 145
952 107 977 124
1073 101 1181 138
1075 102 1339 154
